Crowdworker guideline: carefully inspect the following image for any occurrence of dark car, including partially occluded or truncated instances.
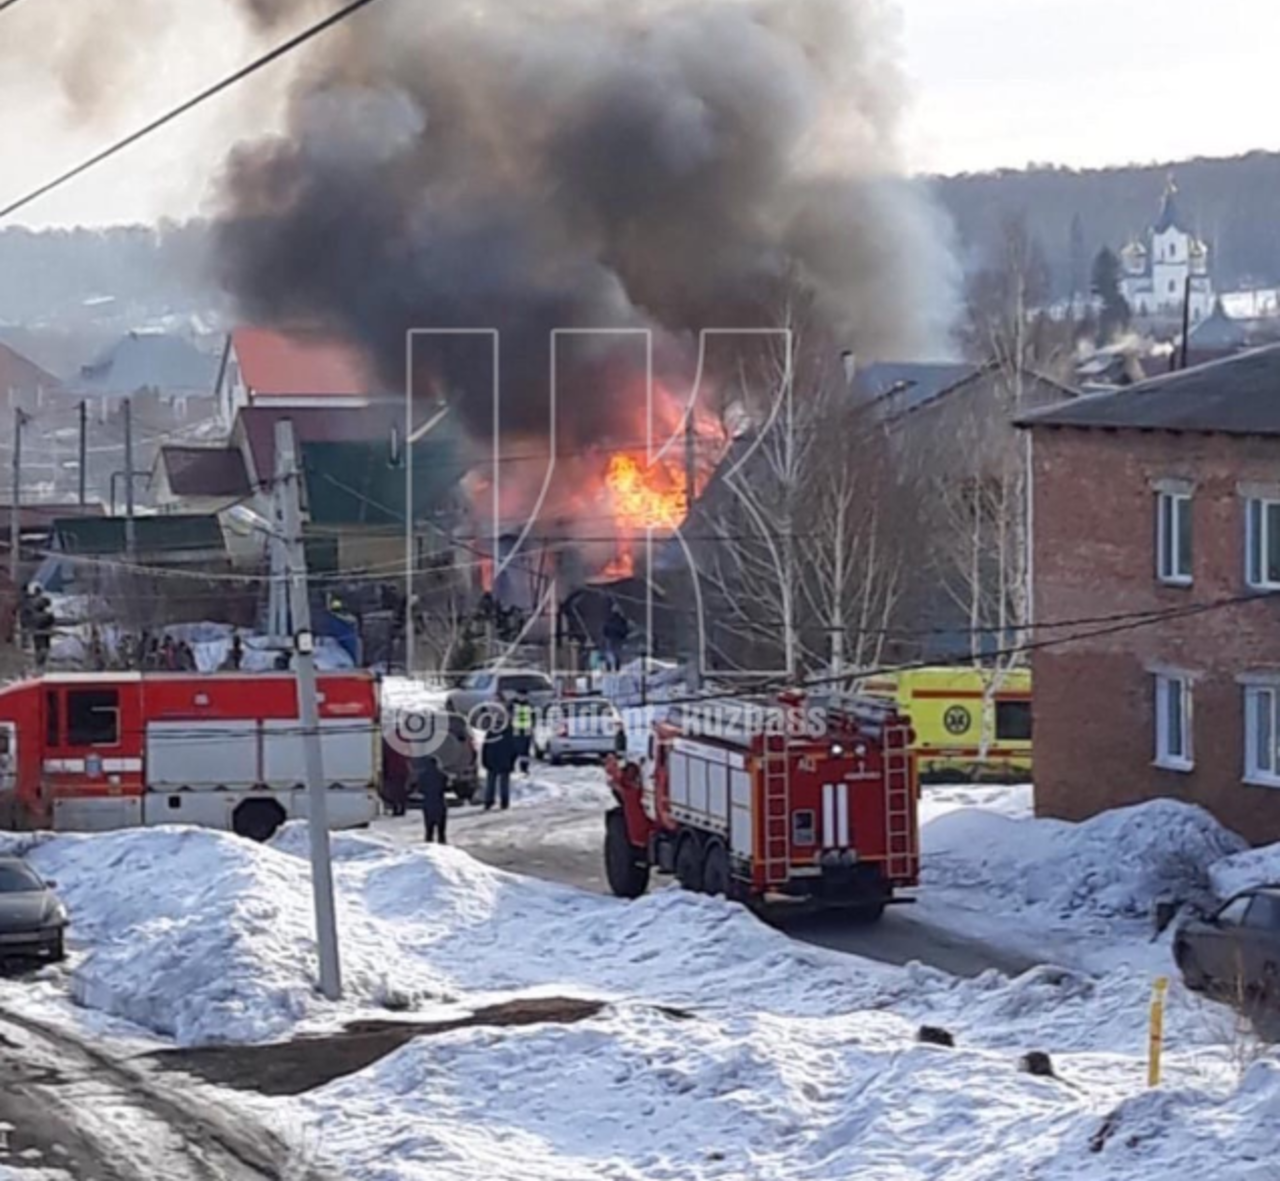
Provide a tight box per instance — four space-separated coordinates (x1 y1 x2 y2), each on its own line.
1174 885 1280 1014
0 857 68 962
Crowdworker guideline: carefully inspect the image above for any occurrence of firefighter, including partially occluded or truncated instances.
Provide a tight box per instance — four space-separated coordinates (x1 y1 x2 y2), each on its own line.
481 706 518 811
225 632 244 671
325 595 362 666
415 753 448 843
512 688 535 775
603 601 629 671
22 583 54 671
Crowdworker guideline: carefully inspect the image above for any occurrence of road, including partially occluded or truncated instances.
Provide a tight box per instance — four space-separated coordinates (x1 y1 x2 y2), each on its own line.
0 1002 332 1180
374 765 1039 980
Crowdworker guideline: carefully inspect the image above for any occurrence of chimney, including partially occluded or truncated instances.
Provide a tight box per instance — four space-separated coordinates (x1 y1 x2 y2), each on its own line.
841 350 857 388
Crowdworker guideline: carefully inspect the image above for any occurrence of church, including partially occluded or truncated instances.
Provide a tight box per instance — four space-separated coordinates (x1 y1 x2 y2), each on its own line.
1120 180 1214 321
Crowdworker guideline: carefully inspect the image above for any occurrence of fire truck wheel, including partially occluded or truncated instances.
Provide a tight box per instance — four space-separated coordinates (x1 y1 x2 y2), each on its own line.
604 809 649 899
233 799 287 843
701 840 730 899
674 832 704 893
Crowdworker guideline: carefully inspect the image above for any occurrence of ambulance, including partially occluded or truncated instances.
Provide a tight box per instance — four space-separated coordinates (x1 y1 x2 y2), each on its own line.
860 666 1032 783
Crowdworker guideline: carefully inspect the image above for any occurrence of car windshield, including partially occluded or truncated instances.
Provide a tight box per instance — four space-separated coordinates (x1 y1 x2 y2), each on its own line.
461 673 494 690
567 701 612 717
0 864 43 893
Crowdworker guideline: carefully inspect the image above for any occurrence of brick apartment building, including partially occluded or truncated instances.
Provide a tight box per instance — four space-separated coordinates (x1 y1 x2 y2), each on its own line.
1022 345 1280 844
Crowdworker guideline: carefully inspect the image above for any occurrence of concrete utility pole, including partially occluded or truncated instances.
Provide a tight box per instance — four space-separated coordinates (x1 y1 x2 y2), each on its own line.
77 400 87 506
123 397 136 561
276 418 342 1001
10 407 26 587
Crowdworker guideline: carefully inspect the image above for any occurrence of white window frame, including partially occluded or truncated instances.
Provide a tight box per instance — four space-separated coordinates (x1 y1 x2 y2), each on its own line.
1245 497 1280 590
1156 491 1192 585
1154 673 1193 771
1244 684 1280 788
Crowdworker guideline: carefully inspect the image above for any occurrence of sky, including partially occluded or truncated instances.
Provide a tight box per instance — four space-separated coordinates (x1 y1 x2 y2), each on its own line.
1 0 1278 228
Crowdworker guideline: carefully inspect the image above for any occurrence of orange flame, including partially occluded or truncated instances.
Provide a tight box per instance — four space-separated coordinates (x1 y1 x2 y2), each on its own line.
605 453 689 533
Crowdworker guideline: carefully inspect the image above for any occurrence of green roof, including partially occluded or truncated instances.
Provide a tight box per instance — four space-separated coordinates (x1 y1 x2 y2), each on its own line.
52 514 226 556
301 438 466 528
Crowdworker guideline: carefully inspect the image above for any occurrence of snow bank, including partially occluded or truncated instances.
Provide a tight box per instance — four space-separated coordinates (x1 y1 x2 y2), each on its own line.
297 1003 1280 1181
1209 839 1280 899
925 798 1246 921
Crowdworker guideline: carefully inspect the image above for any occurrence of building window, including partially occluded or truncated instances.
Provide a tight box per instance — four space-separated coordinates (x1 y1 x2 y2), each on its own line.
1244 686 1280 786
995 700 1033 742
1156 491 1192 584
1245 498 1280 589
1154 674 1193 771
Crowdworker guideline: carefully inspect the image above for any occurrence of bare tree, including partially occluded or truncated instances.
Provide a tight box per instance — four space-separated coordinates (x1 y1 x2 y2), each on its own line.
677 314 911 680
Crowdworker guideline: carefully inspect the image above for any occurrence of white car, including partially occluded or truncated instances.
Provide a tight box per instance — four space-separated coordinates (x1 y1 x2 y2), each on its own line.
446 669 557 720
534 697 626 764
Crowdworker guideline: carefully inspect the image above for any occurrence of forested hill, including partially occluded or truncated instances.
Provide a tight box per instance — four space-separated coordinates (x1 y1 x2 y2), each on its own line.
930 151 1280 297
1 151 1278 342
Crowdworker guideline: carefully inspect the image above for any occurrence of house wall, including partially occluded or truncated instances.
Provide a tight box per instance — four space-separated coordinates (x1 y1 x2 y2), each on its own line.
1030 426 1280 843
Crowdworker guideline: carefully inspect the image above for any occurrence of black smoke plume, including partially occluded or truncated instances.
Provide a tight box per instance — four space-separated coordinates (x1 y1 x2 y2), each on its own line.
208 0 959 445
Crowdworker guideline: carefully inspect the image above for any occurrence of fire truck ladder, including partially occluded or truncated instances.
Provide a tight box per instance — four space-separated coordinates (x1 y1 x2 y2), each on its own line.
761 732 791 886
883 722 915 881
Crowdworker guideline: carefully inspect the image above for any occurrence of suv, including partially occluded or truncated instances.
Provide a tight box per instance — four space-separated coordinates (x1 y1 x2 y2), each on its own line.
446 668 556 720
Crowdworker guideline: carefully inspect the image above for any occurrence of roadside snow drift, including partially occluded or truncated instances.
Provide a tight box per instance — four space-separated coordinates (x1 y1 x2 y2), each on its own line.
925 797 1246 919
2 794 1274 1181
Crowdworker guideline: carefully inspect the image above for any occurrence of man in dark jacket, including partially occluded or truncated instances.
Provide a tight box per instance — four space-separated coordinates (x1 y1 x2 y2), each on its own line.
415 754 449 843
602 602 629 671
482 713 518 811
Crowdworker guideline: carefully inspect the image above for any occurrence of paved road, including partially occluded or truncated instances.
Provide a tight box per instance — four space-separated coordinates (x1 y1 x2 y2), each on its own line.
374 766 1039 980
0 1002 333 1180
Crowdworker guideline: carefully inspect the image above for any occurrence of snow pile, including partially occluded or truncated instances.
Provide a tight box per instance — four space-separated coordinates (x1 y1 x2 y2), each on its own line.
296 1003 1280 1181
1209 840 1280 899
20 827 456 1043
925 798 1246 921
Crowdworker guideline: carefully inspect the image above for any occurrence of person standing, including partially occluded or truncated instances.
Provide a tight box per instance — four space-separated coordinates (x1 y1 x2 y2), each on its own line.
512 689 535 775
482 712 518 811
416 754 449 843
603 602 629 672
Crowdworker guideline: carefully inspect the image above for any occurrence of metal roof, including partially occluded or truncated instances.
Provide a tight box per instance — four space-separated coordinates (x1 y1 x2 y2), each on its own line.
854 362 980 416
158 446 251 498
51 514 226 556
231 327 378 397
73 332 221 397
1020 344 1280 437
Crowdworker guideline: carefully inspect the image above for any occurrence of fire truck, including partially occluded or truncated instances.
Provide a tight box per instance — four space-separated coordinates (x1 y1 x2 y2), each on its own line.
604 692 919 921
0 671 380 840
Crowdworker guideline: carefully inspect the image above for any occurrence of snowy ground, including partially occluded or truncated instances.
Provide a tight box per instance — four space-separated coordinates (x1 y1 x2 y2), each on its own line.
0 781 1276 1179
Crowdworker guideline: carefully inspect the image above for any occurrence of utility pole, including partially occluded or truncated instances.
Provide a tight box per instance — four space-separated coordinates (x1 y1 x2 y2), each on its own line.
1180 274 1193 370
123 397 136 561
10 407 25 587
77 400 87 507
276 418 342 1001
683 413 701 692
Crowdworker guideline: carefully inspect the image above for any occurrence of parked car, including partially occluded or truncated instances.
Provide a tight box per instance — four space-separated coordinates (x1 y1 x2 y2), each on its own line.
382 707 480 807
0 857 68 962
446 668 556 720
1174 885 1280 1018
534 697 626 764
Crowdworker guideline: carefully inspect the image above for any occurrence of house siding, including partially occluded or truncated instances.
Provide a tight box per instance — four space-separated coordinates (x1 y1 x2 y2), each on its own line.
1031 426 1280 844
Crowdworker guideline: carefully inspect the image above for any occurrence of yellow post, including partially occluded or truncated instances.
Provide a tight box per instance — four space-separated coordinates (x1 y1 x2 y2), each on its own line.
1147 976 1169 1087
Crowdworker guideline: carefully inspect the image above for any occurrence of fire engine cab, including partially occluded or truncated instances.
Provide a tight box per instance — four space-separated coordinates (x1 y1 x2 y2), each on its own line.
0 672 380 840
604 692 918 920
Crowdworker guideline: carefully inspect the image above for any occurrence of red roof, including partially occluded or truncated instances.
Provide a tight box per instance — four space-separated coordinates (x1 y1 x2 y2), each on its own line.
234 405 403 485
0 341 59 397
231 327 379 398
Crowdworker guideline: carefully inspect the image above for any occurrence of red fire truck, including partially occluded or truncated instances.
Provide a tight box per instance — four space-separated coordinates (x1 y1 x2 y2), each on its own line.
0 672 380 840
604 692 918 921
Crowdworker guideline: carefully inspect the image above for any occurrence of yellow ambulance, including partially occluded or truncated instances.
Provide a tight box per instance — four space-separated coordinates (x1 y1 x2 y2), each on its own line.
860 666 1033 783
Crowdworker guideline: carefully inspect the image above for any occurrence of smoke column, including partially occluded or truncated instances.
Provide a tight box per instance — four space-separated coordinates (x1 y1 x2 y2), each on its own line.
210 0 956 444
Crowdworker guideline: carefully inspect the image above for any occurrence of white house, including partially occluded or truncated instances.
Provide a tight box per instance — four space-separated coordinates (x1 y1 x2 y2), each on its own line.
214 326 388 427
1120 179 1214 322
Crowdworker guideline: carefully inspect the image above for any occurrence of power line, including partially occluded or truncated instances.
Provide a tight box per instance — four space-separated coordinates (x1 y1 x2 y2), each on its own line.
0 0 388 223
